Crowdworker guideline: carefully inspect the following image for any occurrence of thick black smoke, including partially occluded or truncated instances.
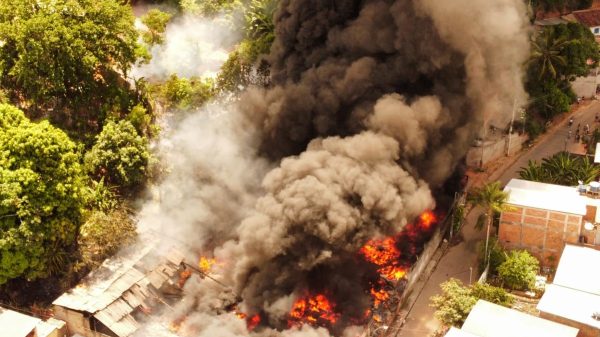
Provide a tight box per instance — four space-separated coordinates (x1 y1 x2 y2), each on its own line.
138 0 530 336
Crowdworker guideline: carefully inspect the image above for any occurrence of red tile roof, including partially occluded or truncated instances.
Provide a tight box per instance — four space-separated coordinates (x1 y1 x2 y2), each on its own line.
572 8 600 27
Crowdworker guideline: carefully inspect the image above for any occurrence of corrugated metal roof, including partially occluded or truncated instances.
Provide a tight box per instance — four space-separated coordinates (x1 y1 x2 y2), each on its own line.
52 241 186 337
0 307 41 337
53 266 145 313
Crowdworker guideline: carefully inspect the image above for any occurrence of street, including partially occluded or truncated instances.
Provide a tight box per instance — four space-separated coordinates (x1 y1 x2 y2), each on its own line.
395 99 600 337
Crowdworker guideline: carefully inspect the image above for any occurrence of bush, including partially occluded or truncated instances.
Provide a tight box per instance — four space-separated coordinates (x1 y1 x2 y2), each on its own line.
470 282 514 307
84 120 150 189
498 250 540 290
430 278 513 327
78 208 137 268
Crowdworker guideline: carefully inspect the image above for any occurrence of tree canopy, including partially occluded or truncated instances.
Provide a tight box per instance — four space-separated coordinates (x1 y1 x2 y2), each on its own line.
526 22 598 119
0 104 87 284
141 9 173 46
84 120 150 189
531 0 593 12
430 278 513 327
519 151 600 185
0 0 144 133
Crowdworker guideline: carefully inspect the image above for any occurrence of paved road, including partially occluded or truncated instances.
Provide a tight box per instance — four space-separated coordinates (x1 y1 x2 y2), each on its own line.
396 100 600 337
497 100 600 184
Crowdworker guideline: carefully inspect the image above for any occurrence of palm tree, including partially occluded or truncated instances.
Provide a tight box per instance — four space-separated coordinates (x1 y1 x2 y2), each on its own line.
529 29 568 80
518 160 548 182
468 181 511 267
541 151 579 184
575 155 600 184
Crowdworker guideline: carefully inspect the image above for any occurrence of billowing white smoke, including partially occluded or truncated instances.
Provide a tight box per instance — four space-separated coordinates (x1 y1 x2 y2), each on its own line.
132 14 240 79
136 103 269 250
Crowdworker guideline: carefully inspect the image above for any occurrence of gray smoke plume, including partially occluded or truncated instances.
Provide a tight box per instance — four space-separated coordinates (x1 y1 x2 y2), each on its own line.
138 0 530 335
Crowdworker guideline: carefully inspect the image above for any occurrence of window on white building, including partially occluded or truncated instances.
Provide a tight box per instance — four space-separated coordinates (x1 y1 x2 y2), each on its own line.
594 27 600 34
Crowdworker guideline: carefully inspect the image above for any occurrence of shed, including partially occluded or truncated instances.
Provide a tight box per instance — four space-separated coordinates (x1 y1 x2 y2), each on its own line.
52 243 185 337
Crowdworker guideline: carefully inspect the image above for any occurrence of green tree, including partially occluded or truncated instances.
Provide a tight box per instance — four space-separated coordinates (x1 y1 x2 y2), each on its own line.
180 0 242 16
0 0 144 133
216 0 276 92
526 22 597 122
468 182 510 267
430 278 513 327
141 9 172 46
498 250 540 290
530 0 593 13
529 30 567 80
518 152 600 185
84 120 150 189
0 104 87 284
152 74 215 110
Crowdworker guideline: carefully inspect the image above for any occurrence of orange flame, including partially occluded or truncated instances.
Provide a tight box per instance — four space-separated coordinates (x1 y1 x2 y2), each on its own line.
369 287 390 307
419 210 436 230
247 314 261 331
199 257 216 274
178 269 192 288
235 310 261 330
359 237 406 281
169 316 186 333
288 293 340 327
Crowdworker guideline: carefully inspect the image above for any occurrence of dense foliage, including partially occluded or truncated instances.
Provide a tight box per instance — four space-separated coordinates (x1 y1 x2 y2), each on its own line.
478 238 507 275
85 120 150 190
78 208 137 268
141 9 173 46
531 0 593 12
526 23 599 120
497 250 540 290
216 0 276 92
0 0 146 135
0 104 87 284
431 278 514 327
150 75 215 110
519 151 600 185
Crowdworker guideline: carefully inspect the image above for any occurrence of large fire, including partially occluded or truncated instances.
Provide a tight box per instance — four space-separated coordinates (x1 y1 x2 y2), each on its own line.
288 293 341 328
284 211 439 330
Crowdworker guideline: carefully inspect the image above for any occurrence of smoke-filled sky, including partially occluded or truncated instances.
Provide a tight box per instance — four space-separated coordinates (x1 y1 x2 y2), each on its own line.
135 0 530 336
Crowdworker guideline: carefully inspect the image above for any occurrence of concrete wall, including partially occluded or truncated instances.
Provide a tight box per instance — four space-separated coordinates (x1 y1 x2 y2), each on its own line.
466 134 527 168
399 210 452 304
540 311 600 337
499 205 582 266
53 306 90 337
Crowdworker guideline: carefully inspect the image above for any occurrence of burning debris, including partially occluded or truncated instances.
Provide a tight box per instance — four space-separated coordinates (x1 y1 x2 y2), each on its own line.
135 0 530 336
288 293 341 328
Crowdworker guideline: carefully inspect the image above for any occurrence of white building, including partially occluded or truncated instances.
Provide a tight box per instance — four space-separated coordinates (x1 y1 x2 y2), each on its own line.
0 306 67 337
444 300 579 337
537 244 600 337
